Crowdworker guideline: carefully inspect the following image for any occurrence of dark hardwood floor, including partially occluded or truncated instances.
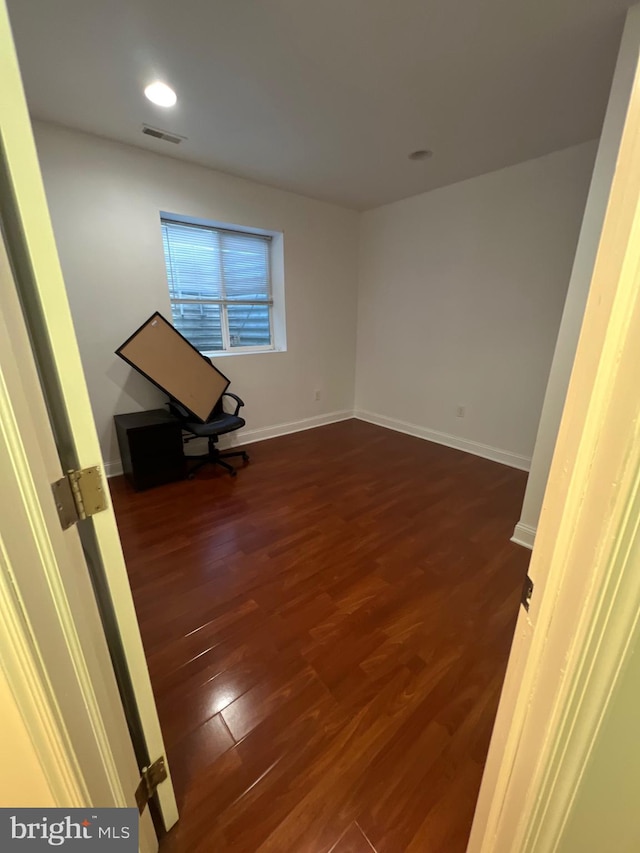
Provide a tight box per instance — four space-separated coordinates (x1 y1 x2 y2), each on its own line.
109 419 530 852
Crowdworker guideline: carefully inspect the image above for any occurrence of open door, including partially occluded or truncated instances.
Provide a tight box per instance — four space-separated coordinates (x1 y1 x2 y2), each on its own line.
0 0 178 835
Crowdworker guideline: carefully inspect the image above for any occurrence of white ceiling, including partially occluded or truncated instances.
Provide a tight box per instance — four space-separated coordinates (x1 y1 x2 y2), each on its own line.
7 0 632 209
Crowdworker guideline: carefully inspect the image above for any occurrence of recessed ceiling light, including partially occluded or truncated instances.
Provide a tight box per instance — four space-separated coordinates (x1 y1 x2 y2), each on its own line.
144 81 177 108
408 149 433 161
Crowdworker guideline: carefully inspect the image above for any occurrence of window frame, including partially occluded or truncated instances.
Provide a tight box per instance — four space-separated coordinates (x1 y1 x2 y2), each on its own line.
161 216 276 356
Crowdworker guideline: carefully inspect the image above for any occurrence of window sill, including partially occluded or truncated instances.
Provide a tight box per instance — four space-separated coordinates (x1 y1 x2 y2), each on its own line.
201 347 286 358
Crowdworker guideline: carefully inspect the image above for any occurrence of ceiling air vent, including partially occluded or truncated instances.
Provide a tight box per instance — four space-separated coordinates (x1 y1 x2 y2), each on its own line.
142 125 186 144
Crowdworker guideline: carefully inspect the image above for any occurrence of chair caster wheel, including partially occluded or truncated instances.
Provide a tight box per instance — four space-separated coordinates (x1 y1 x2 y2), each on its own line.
242 453 250 462
230 469 237 477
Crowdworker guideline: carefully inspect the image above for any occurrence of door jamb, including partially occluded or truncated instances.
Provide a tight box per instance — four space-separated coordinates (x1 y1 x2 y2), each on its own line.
468 25 640 851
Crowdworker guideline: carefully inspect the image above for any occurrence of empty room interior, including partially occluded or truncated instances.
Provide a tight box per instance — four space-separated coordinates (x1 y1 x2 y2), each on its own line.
4 0 638 850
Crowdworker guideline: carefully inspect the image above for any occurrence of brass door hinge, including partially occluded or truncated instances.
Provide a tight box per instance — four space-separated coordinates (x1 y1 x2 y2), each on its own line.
135 756 168 814
52 466 108 530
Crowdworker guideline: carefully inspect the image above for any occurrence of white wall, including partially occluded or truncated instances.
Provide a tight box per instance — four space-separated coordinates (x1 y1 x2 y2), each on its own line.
514 5 640 549
33 122 359 472
355 142 597 469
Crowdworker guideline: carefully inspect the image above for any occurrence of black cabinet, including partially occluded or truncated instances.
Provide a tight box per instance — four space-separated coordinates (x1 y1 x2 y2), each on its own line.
114 409 187 490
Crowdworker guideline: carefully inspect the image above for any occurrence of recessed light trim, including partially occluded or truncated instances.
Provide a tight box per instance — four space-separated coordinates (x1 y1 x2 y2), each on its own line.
144 81 177 108
408 149 433 161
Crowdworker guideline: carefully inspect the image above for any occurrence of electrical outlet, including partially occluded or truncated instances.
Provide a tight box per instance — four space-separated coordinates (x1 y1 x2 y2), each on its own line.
456 405 465 418
314 389 321 401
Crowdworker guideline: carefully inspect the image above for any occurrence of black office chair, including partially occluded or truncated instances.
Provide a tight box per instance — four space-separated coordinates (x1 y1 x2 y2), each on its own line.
168 390 249 479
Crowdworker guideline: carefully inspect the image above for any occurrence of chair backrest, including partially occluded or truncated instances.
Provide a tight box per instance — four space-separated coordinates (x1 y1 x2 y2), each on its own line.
167 399 190 421
168 396 225 421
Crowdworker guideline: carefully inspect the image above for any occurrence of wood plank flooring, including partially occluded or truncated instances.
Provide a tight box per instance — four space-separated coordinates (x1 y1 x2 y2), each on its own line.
109 419 530 852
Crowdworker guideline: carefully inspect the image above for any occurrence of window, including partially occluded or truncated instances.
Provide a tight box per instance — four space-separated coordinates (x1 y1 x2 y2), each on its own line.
161 218 274 354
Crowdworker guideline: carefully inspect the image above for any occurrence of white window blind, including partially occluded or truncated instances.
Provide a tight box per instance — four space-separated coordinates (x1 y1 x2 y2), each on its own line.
161 219 273 352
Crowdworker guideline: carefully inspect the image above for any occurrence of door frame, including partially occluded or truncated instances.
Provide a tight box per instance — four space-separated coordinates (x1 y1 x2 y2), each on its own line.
0 0 176 836
468 10 640 850
0 221 153 852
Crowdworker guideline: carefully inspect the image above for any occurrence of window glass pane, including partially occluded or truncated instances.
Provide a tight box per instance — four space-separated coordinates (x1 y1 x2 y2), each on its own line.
170 302 223 351
221 231 271 302
162 218 273 352
227 303 271 348
162 223 222 300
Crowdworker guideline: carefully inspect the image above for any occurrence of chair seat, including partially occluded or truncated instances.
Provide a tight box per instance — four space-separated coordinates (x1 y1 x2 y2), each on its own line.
184 414 246 437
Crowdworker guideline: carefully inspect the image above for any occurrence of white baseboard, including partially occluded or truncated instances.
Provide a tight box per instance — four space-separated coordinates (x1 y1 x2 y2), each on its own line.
511 522 536 550
104 459 123 478
221 409 353 448
105 408 532 479
104 409 354 478
353 409 531 472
